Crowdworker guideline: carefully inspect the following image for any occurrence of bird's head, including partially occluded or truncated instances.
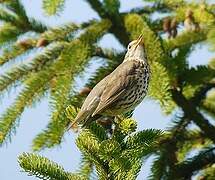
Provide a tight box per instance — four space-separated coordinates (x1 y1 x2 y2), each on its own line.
124 35 147 62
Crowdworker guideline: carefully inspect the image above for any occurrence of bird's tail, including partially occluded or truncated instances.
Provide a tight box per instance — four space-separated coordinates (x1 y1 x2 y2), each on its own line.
66 106 89 131
65 105 82 132
66 120 79 131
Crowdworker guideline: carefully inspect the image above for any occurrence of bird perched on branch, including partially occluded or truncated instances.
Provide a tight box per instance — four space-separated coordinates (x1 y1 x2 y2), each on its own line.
68 35 150 129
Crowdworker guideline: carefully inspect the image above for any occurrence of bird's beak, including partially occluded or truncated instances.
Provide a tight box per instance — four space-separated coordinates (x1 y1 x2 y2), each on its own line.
137 35 143 46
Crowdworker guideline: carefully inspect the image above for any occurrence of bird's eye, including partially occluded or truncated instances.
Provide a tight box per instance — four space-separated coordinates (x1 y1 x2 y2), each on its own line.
127 45 131 50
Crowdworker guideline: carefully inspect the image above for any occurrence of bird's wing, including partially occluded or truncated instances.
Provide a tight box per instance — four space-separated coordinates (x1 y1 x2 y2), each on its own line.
68 75 110 129
92 60 140 116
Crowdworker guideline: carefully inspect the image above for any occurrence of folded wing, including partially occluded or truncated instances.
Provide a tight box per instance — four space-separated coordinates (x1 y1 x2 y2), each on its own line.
92 60 140 116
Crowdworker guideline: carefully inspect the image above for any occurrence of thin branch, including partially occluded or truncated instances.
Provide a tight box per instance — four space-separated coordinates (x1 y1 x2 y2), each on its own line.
92 47 124 60
128 4 170 15
156 116 190 178
85 0 129 46
170 147 215 179
171 89 215 144
190 82 215 106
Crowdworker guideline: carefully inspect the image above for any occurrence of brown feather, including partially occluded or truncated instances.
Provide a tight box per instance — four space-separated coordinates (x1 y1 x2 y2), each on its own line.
68 75 110 127
92 60 140 116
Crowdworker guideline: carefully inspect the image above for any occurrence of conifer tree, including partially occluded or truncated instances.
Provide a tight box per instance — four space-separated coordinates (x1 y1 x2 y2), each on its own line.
0 0 214 179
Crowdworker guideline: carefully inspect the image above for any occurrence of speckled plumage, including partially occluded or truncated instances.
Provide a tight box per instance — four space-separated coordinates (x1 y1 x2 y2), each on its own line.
99 59 150 116
69 35 150 128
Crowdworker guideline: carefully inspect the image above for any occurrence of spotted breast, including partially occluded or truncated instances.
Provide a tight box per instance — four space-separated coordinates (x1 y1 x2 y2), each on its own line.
103 59 150 115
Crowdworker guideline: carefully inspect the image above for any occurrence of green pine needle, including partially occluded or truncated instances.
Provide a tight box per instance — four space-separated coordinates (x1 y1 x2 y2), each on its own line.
42 0 65 16
18 152 85 180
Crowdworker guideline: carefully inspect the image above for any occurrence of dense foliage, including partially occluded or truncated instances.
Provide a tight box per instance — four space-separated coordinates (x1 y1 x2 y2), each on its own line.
0 0 215 179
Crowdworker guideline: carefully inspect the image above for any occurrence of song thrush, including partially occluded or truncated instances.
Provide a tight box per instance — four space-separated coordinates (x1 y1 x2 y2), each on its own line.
68 35 150 128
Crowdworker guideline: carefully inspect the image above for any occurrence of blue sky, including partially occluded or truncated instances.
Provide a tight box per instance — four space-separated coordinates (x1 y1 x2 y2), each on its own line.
0 0 214 179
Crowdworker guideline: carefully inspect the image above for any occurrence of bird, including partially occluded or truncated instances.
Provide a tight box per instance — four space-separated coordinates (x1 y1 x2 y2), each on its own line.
68 35 150 129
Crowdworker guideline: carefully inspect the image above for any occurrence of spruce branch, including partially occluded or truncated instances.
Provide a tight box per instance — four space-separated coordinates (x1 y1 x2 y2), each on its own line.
41 22 78 42
4 0 28 19
18 153 85 180
126 129 163 150
151 130 208 178
171 89 215 143
202 89 215 118
0 67 51 144
87 50 124 87
165 31 207 52
156 84 215 176
92 47 124 60
167 45 191 79
200 166 215 179
42 0 65 16
122 129 163 160
76 129 109 179
169 147 215 179
0 5 19 23
78 155 95 179
103 0 120 15
155 114 213 178
85 0 129 46
0 22 23 45
190 82 215 106
151 116 193 178
180 65 215 85
32 94 82 151
164 115 190 142
207 27 215 51
32 74 72 151
1 0 47 32
149 152 169 180
85 0 106 18
27 18 48 33
0 38 36 66
124 159 142 180
129 4 169 15
176 130 212 162
0 42 65 94
0 42 66 145
79 19 111 45
202 101 215 119
87 122 108 142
